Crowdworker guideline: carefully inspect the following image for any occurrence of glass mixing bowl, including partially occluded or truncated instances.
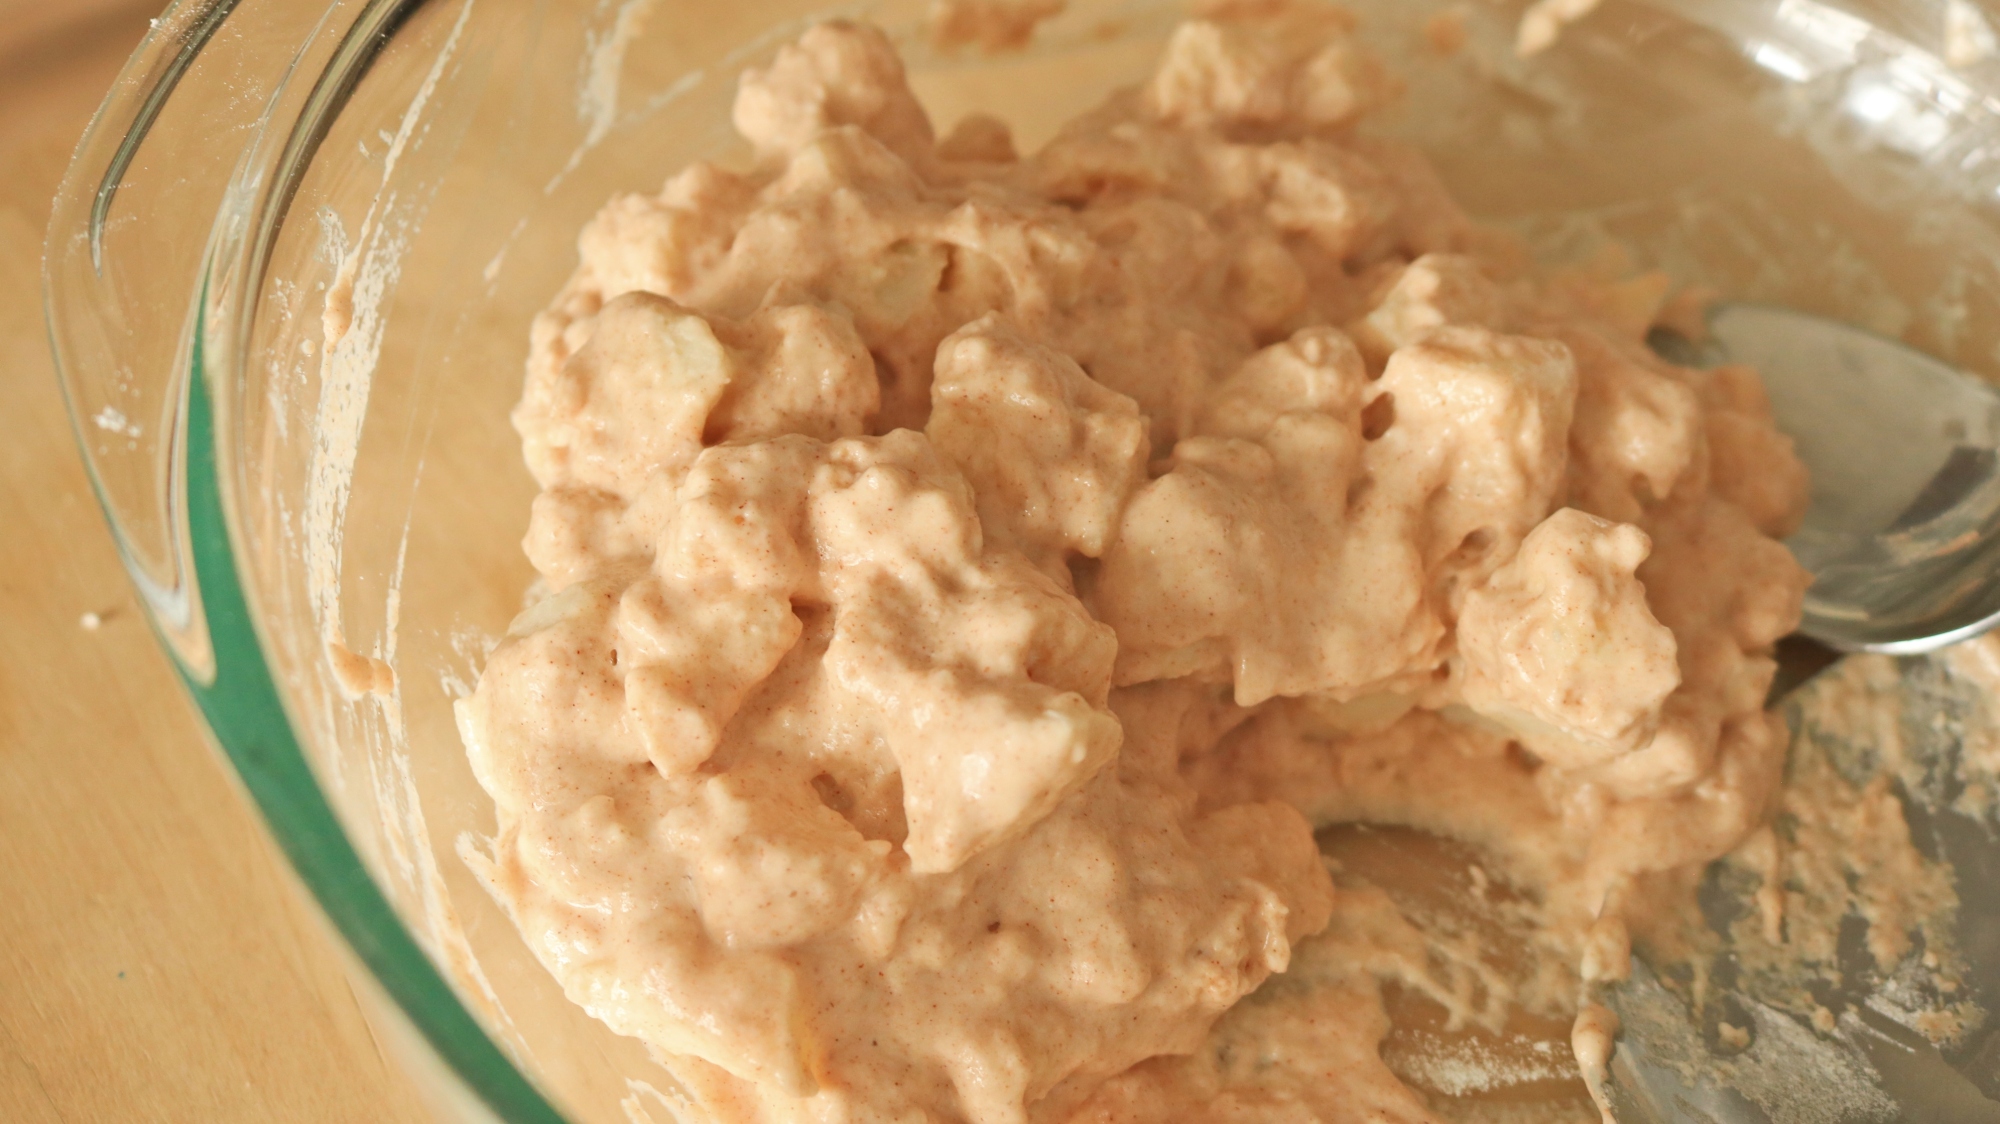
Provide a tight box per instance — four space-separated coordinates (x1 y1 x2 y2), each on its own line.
45 0 2000 1119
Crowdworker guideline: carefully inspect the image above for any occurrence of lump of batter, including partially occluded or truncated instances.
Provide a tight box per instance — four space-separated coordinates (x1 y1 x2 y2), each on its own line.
462 8 1814 1123
1456 507 1681 769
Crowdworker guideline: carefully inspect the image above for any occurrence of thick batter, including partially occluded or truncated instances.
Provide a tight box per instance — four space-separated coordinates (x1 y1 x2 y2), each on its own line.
458 6 1822 1121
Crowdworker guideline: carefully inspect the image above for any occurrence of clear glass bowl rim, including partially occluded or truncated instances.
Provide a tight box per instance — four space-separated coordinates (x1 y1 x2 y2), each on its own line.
45 0 569 1118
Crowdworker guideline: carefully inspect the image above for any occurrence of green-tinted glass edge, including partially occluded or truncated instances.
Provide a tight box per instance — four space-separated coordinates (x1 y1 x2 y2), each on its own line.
174 316 570 1124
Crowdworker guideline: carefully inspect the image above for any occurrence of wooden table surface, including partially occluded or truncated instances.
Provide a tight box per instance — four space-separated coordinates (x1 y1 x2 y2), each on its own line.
0 5 433 1121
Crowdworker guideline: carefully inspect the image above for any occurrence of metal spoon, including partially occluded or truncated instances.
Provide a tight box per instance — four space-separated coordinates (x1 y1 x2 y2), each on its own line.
1648 304 2000 655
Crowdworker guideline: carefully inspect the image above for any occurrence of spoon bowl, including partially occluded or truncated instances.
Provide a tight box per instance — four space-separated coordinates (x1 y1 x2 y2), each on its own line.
1651 304 2000 654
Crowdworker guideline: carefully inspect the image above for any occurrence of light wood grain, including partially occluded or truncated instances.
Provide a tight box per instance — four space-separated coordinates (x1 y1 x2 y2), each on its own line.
0 9 433 1123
